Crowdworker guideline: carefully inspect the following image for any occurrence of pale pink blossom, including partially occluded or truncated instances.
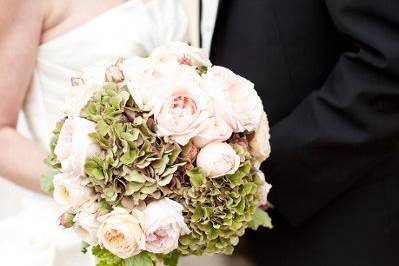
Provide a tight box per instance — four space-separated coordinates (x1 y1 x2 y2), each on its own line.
153 65 212 145
203 66 263 132
142 198 189 254
53 173 94 209
54 117 101 176
192 117 233 148
151 42 211 67
196 142 241 178
73 201 100 245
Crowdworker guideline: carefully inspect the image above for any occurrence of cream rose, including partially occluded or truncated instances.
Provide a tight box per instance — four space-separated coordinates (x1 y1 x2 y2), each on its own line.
196 142 241 178
142 198 189 254
122 57 179 112
192 117 233 148
203 66 264 132
54 117 101 176
256 171 272 207
97 208 145 259
153 65 212 145
249 112 271 162
151 42 211 67
53 173 94 209
73 201 100 245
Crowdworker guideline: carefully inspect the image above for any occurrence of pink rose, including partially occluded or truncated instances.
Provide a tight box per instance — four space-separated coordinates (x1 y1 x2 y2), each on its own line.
122 57 178 112
151 42 211 67
54 117 101 176
53 173 94 209
142 198 189 254
203 66 264 132
73 201 100 245
196 142 241 178
192 117 233 148
153 66 212 145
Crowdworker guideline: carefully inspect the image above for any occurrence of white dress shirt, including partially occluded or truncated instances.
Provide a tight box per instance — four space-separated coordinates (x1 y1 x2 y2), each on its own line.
201 0 220 55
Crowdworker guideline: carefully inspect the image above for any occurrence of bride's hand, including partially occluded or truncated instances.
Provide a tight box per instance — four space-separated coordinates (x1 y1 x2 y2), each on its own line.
0 0 49 192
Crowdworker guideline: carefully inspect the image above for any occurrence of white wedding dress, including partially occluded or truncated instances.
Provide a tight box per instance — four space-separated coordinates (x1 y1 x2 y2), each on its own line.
0 1 188 265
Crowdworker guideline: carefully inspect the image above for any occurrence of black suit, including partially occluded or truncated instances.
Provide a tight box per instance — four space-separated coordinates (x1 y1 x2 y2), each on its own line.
207 0 399 265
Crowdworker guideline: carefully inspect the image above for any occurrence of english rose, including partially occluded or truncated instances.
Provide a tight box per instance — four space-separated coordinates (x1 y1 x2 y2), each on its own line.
142 198 190 254
192 117 233 148
196 142 241 178
97 208 145 259
256 171 272 207
203 66 264 132
73 201 100 245
54 117 101 176
151 42 211 67
249 112 271 162
53 173 94 209
153 65 212 145
122 57 178 112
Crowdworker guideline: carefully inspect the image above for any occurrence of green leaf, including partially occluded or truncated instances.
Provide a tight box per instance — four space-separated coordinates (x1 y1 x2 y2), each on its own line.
187 167 207 187
163 250 181 266
96 120 110 136
81 241 90 254
248 208 273 230
121 150 137 165
110 95 123 109
196 65 208 75
141 185 158 194
124 168 146 183
125 182 144 195
153 155 169 175
99 199 112 212
41 171 55 193
92 245 123 266
124 252 154 266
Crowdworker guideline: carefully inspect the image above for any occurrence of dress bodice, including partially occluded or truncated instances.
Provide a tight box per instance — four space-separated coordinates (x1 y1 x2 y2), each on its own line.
23 0 188 147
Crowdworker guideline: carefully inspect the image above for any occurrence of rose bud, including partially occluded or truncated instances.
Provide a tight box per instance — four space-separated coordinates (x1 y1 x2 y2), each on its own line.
182 141 199 162
196 142 240 178
59 212 76 228
71 77 85 87
105 65 124 83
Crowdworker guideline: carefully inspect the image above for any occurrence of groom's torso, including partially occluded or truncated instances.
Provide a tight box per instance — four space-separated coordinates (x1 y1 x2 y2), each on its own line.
208 1 399 265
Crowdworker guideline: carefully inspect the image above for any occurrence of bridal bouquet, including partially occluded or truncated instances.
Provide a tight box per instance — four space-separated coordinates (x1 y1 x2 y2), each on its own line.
43 42 272 266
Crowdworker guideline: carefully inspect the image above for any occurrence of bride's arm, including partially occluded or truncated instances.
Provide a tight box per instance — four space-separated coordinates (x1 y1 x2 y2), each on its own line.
0 0 48 192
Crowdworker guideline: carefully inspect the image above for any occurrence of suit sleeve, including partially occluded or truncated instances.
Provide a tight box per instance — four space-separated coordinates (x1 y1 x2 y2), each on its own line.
265 0 399 226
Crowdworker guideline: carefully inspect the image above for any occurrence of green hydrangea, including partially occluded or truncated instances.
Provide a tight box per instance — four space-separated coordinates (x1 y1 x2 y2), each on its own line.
80 82 187 206
173 142 270 256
